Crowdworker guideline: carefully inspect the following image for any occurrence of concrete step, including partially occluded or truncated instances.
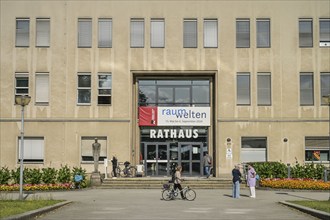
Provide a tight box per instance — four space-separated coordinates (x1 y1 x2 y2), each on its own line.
97 177 245 189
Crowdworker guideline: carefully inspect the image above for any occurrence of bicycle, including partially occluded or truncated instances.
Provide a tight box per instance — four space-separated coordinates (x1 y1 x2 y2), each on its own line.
111 161 136 177
161 181 196 201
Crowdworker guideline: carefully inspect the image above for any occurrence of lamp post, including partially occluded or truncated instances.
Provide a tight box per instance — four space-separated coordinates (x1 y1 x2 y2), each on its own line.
15 95 31 200
322 94 330 201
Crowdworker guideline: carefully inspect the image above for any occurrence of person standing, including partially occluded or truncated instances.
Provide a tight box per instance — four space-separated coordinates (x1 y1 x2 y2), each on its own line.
247 164 257 198
111 156 118 177
232 165 242 198
174 166 185 200
202 152 212 178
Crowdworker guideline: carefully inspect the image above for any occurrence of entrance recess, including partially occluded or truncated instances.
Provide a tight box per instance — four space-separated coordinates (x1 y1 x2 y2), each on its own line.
142 142 204 176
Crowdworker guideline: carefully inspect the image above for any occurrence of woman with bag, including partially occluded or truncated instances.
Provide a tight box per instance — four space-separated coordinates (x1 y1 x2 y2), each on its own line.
232 165 242 198
247 164 257 198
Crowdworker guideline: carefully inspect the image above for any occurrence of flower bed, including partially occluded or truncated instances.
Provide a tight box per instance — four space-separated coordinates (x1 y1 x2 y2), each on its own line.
260 178 330 190
0 183 72 191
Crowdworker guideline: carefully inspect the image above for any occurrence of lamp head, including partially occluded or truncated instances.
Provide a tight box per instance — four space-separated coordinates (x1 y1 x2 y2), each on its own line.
15 95 31 106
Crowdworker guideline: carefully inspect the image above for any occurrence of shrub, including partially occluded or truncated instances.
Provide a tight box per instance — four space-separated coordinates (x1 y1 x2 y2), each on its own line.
25 168 43 184
0 167 11 184
10 168 20 184
41 168 57 184
57 165 71 183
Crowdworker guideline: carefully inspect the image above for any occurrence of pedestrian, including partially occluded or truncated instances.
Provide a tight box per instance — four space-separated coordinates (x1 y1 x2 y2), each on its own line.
247 164 257 198
111 156 118 177
174 165 186 200
202 152 212 178
232 164 242 198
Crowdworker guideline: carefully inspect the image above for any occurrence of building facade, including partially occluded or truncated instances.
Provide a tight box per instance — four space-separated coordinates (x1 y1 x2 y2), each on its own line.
0 0 329 177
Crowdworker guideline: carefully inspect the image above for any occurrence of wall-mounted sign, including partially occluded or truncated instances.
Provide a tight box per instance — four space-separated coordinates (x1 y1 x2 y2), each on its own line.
139 106 210 126
149 129 199 139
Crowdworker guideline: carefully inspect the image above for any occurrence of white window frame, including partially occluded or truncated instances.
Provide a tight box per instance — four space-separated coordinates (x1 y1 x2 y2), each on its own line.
240 137 267 163
15 73 29 98
183 19 197 48
321 72 330 105
319 19 330 47
78 18 92 48
98 18 112 48
305 137 329 162
257 73 271 106
77 74 91 105
130 19 144 48
300 72 314 106
257 19 270 48
150 19 165 48
35 73 49 105
237 72 251 105
18 137 44 163
98 73 112 105
204 19 218 48
36 18 50 47
299 18 313 48
81 136 107 162
236 19 250 48
16 18 30 47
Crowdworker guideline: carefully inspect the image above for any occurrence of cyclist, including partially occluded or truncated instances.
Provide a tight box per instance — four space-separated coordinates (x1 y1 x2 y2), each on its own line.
174 165 186 200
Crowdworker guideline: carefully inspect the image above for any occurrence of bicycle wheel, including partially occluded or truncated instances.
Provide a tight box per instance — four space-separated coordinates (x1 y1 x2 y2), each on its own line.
184 188 196 201
162 189 173 201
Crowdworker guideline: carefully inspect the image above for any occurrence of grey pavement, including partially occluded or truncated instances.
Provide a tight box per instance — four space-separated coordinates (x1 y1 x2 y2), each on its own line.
3 188 329 220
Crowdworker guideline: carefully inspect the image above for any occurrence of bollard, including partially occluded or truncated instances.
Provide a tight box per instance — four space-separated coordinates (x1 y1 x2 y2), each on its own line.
287 163 291 178
324 168 328 182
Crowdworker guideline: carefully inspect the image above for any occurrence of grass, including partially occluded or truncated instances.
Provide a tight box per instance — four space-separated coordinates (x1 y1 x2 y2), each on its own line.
0 199 64 218
289 200 330 213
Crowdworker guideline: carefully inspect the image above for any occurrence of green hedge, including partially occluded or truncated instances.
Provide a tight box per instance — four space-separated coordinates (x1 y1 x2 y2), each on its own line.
247 161 329 180
0 165 87 187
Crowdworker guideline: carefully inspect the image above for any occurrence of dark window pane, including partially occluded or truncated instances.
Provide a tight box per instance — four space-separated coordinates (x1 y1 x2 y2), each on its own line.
98 96 111 104
78 75 91 87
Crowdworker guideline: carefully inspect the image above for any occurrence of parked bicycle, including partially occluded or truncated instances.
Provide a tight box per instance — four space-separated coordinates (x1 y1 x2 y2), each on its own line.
111 161 136 177
161 181 196 201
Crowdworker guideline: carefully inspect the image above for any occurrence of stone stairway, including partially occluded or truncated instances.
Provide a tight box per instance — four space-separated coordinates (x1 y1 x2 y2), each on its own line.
97 177 246 189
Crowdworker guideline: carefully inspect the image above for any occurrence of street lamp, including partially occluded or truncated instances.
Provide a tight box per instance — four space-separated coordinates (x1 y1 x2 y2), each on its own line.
322 94 330 201
15 95 31 200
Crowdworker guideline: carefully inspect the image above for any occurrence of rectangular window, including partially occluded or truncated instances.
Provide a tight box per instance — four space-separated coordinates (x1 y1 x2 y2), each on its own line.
237 73 250 105
16 18 29 47
299 19 313 47
321 72 330 105
151 19 165 48
257 73 271 105
183 19 197 48
98 18 112 48
236 19 250 48
36 18 50 47
241 137 267 162
35 73 49 104
81 137 107 162
257 19 270 48
77 74 91 104
15 73 29 98
18 137 44 163
78 18 92 48
305 137 329 162
204 19 218 48
98 74 112 105
131 19 144 48
300 73 314 106
319 19 330 47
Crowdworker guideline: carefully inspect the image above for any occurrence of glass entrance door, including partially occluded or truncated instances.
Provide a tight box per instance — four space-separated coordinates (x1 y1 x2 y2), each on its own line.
143 143 170 176
142 142 204 176
179 142 203 176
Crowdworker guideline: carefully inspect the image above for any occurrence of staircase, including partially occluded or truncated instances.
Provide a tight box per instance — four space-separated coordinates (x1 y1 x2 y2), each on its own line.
97 177 245 189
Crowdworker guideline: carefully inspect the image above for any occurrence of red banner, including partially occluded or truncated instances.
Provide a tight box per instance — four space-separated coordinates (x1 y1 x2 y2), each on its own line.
138 107 158 126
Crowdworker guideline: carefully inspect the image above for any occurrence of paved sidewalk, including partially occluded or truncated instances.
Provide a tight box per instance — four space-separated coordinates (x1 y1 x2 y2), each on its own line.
3 188 329 220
